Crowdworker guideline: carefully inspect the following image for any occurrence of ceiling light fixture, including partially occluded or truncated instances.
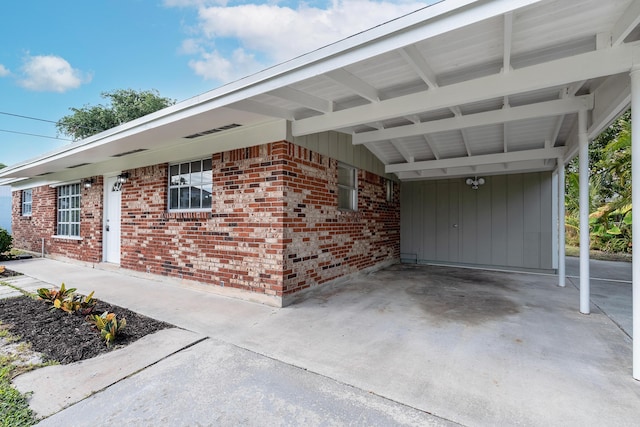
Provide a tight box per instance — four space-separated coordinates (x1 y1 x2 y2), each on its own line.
465 176 485 190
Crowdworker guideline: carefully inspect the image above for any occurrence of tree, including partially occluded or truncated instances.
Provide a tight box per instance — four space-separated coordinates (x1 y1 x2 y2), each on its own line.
56 89 175 140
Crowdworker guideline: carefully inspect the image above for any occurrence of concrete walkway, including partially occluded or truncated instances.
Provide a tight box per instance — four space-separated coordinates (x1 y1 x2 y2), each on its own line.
2 257 639 426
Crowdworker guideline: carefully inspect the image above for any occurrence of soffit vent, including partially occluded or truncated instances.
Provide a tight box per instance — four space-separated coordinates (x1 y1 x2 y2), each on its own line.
112 148 148 158
68 162 90 169
183 123 242 139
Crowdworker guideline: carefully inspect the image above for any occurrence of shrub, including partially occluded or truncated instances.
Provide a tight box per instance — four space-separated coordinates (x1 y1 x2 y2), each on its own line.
0 228 12 255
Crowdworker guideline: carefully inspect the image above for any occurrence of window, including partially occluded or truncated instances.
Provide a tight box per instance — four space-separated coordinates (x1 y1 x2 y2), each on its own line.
386 179 394 203
57 183 81 237
22 189 32 216
337 163 357 211
168 158 213 211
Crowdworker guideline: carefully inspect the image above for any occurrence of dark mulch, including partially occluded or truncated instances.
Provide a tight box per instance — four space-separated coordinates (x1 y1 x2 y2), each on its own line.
0 288 173 364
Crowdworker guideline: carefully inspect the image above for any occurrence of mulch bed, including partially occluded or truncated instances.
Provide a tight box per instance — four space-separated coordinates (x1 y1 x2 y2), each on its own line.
0 271 173 364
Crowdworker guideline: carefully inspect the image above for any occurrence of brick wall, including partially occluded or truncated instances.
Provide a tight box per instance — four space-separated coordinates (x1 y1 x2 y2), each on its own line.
119 145 287 296
12 141 400 302
281 144 400 295
12 177 104 262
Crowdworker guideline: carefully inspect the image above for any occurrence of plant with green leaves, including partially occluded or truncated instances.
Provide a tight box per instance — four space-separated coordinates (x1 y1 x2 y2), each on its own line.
87 311 126 347
36 283 76 305
0 228 12 255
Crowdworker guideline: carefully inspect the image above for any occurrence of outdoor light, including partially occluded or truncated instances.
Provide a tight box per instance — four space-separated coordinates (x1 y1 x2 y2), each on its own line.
116 172 130 184
83 178 95 189
465 176 485 190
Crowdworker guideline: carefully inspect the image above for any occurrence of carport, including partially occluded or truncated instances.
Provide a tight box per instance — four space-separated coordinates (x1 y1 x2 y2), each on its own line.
272 0 640 378
2 0 640 379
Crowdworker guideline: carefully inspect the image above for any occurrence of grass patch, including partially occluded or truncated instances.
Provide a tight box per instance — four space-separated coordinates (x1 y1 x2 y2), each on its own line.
0 329 38 427
565 246 632 262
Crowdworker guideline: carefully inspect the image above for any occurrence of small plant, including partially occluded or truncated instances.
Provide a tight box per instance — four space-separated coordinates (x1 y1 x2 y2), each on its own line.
79 291 97 315
37 283 77 305
88 311 126 347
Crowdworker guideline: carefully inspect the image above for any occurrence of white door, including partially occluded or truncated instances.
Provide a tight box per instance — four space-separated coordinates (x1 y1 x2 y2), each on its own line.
104 175 122 264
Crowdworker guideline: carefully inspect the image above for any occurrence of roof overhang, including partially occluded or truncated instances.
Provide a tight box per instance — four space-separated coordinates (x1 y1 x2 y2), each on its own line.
2 0 639 185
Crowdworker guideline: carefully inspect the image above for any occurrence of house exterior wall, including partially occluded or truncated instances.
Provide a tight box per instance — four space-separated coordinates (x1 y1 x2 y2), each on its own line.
11 140 399 305
12 177 104 262
401 172 553 271
281 144 400 296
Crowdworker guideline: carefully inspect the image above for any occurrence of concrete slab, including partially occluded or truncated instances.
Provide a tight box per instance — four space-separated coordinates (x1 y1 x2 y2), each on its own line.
565 256 633 337
36 339 453 427
12 328 205 418
4 258 640 426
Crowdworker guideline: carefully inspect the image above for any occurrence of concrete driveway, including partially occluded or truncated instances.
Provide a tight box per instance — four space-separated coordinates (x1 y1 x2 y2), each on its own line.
3 258 639 426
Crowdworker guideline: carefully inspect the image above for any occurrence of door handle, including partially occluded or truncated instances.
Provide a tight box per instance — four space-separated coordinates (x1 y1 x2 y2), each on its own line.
106 225 110 232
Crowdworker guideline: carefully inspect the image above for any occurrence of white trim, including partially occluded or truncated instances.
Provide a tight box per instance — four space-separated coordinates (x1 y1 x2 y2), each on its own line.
49 179 81 188
51 235 83 241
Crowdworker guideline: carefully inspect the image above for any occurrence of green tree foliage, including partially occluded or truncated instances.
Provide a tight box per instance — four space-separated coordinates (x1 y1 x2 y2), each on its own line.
565 110 632 253
56 89 175 140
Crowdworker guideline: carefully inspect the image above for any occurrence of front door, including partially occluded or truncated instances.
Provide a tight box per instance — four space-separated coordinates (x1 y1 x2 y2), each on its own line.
104 175 122 264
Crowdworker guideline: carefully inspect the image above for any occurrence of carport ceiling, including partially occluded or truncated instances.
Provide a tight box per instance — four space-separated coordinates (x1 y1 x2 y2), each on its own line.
238 0 640 180
2 0 638 184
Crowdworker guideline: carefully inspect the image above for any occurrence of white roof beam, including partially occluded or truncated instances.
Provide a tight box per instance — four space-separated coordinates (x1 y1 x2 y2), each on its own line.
423 135 441 160
268 87 333 113
325 69 380 103
503 12 513 73
612 0 640 46
386 147 565 173
460 129 472 156
353 95 592 144
396 159 553 181
400 45 439 89
391 139 415 163
503 123 509 153
363 143 390 165
292 45 633 136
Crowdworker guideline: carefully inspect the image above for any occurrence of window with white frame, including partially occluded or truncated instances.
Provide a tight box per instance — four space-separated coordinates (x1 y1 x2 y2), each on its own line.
22 189 32 216
337 163 357 211
57 183 81 237
168 158 213 211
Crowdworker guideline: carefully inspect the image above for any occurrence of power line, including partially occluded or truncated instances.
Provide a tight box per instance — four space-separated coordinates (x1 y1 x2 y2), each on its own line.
0 129 72 142
0 111 59 125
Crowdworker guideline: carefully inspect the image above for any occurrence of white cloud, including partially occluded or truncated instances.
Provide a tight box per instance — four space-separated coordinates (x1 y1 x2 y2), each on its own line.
189 48 262 81
0 64 9 77
172 0 428 83
18 55 91 92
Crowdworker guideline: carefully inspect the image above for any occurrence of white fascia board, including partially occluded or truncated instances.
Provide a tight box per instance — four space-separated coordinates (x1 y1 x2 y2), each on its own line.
353 95 593 144
386 146 565 173
294 44 637 136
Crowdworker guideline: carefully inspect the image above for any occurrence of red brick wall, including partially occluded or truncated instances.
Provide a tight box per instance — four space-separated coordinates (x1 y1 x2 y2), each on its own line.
119 145 287 296
12 141 400 301
12 177 104 262
281 144 400 295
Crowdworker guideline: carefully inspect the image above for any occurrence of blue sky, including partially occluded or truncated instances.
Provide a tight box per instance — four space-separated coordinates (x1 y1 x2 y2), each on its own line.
0 0 431 166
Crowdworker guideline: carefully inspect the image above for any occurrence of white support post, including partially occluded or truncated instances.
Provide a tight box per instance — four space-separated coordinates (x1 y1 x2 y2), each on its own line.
558 158 566 287
630 67 640 380
578 109 590 314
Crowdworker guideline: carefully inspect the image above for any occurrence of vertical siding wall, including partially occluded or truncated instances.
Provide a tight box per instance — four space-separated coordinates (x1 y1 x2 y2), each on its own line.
401 172 553 270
